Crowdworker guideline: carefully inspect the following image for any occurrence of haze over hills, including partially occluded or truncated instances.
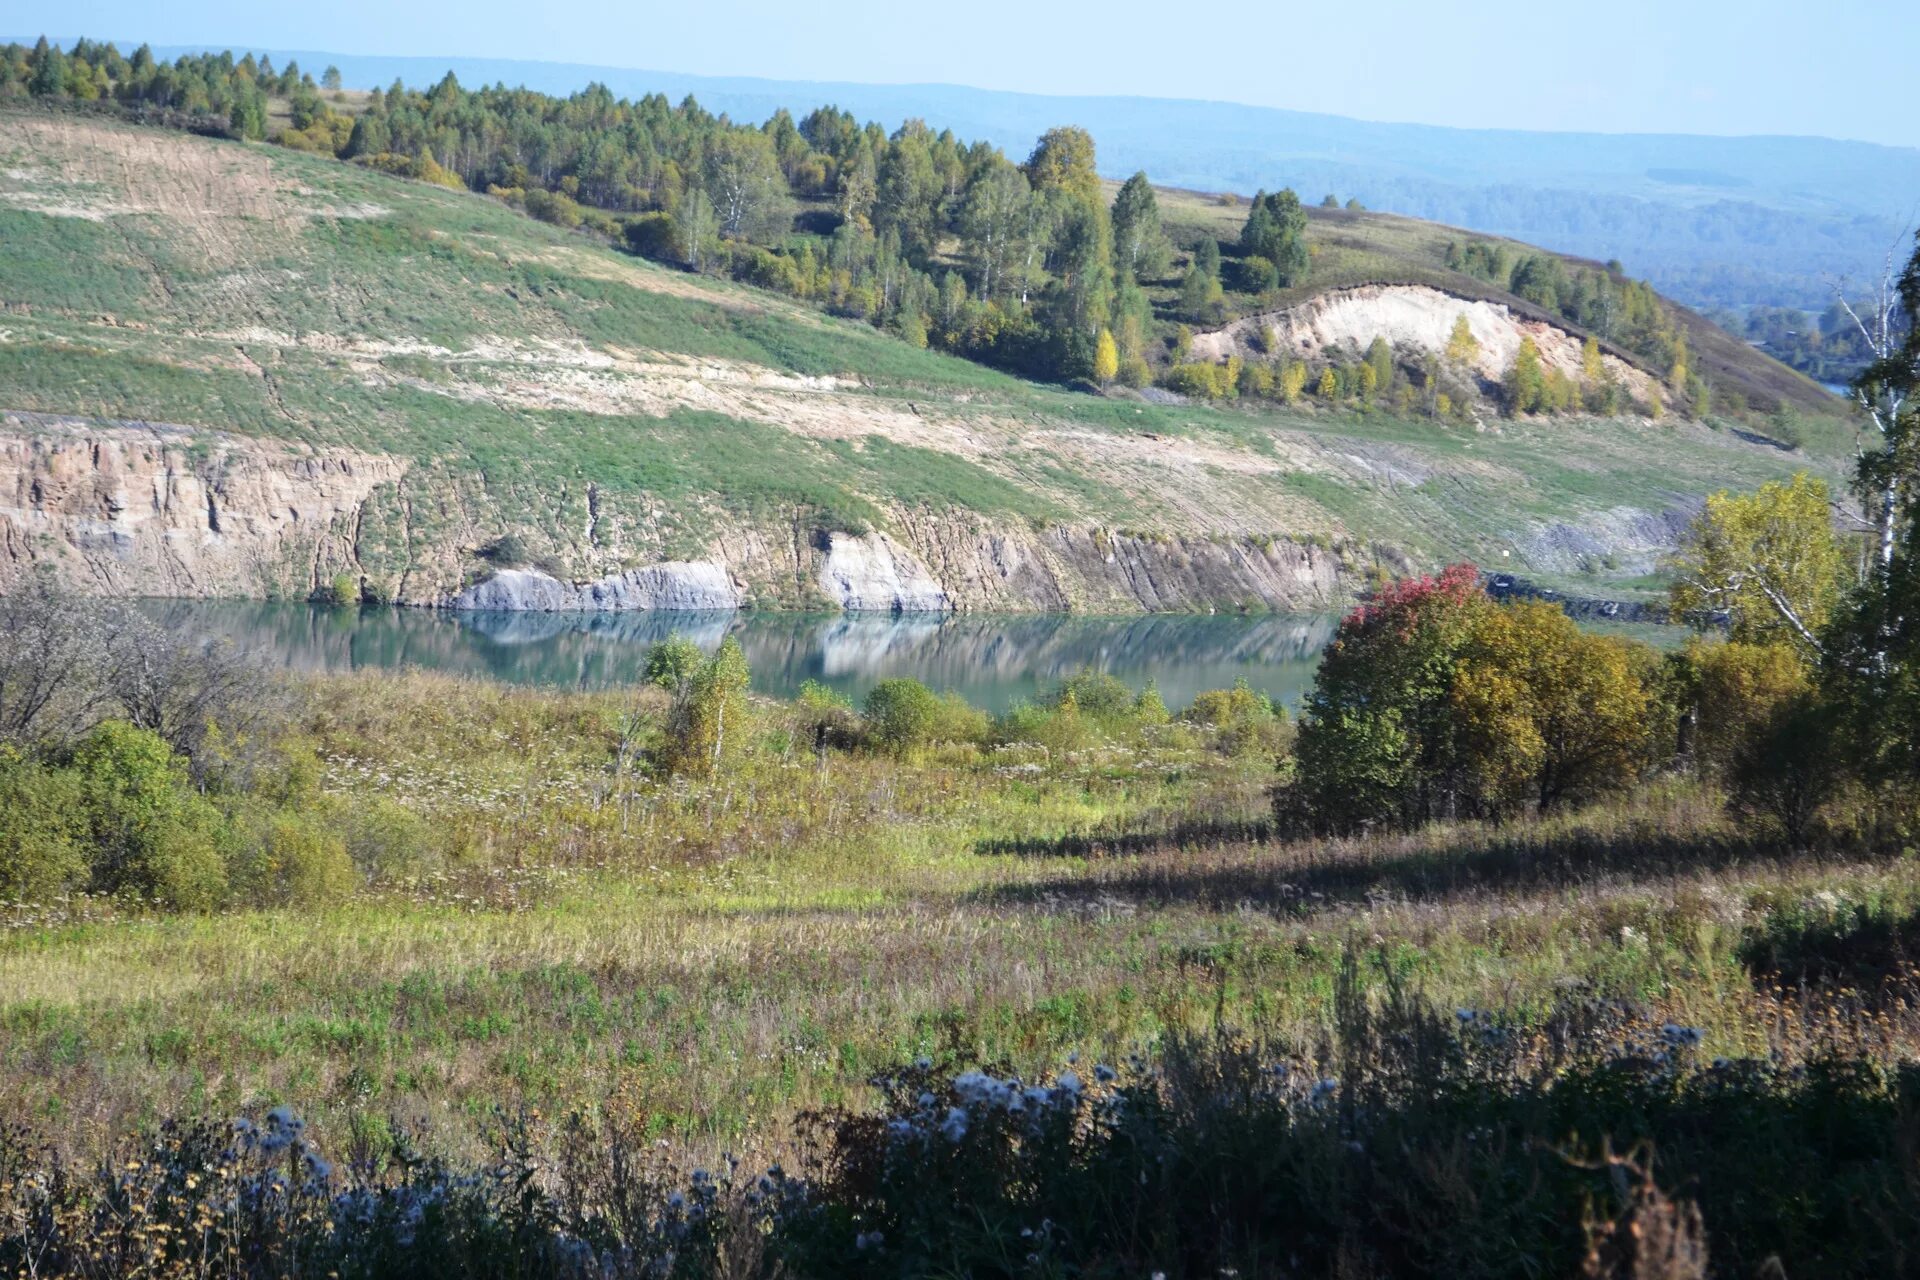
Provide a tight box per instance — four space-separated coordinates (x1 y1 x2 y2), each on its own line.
49 41 1920 314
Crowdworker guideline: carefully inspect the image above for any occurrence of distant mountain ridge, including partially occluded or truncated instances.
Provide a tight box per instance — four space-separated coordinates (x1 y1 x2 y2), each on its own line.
28 39 1917 313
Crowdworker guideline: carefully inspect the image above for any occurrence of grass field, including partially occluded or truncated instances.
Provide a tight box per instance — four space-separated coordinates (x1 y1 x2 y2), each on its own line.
0 625 1915 1276
3 667 1912 1162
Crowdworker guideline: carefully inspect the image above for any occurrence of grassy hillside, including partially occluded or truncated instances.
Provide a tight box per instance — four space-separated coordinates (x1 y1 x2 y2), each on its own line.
0 106 1860 604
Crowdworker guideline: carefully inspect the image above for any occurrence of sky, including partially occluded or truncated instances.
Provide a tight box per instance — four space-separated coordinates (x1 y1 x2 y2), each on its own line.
9 0 1918 146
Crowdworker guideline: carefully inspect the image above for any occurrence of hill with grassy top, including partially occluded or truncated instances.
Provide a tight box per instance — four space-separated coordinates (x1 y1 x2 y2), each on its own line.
0 95 1859 612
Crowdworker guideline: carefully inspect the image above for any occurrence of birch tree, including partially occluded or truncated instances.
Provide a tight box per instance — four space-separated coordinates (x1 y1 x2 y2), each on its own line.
1668 473 1846 659
1836 233 1918 568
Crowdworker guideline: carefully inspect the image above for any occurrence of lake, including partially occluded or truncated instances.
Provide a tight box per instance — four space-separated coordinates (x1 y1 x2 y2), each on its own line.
141 602 1345 714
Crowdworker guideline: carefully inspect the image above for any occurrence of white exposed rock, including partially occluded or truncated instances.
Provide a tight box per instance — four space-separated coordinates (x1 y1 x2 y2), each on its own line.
816 531 952 613
446 562 744 611
1187 284 1655 400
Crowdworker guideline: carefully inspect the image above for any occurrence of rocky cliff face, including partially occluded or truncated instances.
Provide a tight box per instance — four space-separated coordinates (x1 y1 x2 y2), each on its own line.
0 414 405 599
0 417 1367 613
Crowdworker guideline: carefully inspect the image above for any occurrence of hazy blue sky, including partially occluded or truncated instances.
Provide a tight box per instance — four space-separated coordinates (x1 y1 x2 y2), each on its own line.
11 0 1918 145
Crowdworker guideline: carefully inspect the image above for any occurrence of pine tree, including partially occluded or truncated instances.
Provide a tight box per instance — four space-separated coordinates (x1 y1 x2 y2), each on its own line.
1240 189 1309 286
29 37 65 98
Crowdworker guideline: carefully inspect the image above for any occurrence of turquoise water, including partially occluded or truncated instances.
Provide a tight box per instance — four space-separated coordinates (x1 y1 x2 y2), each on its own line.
141 602 1344 714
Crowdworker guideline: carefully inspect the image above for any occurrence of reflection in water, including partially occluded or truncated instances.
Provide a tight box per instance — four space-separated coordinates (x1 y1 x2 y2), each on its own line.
142 602 1342 713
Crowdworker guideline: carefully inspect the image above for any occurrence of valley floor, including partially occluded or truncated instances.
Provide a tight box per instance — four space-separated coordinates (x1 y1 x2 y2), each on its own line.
3 670 1912 1157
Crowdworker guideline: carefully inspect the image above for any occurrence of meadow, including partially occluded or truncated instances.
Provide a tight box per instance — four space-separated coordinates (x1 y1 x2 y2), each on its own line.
3 626 1918 1276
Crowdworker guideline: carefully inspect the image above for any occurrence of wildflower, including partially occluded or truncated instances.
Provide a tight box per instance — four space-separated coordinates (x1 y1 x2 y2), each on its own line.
1660 1024 1703 1048
1057 1070 1082 1094
1094 1063 1117 1084
856 1230 886 1251
940 1107 969 1142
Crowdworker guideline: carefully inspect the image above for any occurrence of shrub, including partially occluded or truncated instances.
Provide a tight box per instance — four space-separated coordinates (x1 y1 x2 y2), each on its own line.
1048 668 1136 721
1186 679 1291 759
68 721 228 910
1449 602 1653 815
1294 565 1488 830
791 680 863 756
312 575 360 610
1682 639 1810 777
230 812 357 908
1160 361 1233 399
863 678 943 755
521 188 584 229
1295 571 1656 829
623 211 679 260
0 751 86 902
1727 688 1847 846
1237 253 1279 292
330 793 442 882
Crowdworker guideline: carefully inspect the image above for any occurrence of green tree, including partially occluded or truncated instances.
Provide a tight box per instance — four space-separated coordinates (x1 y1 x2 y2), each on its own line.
1022 127 1101 205
28 37 66 98
958 159 1034 302
1504 336 1547 414
643 634 706 692
874 126 939 261
703 129 793 242
321 65 342 91
1366 336 1393 391
1110 172 1171 282
1240 189 1309 286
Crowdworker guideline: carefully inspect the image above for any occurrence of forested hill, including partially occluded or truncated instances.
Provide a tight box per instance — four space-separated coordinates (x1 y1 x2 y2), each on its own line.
39 39 1920 315
0 39 1855 613
0 38 1841 422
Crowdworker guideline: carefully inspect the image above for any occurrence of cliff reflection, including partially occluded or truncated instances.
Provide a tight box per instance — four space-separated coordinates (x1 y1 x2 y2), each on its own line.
142 603 1341 712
